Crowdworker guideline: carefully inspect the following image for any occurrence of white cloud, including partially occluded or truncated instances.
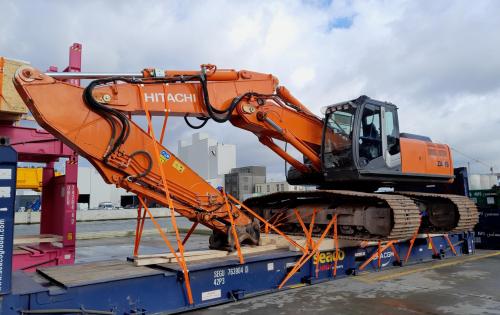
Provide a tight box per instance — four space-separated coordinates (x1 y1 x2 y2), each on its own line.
1 0 499 176
290 66 316 89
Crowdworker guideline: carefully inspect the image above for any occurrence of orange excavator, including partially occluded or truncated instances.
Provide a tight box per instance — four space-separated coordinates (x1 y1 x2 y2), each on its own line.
12 63 478 249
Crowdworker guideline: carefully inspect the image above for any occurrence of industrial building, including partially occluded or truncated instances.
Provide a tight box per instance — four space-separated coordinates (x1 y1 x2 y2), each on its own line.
224 166 266 200
178 132 236 188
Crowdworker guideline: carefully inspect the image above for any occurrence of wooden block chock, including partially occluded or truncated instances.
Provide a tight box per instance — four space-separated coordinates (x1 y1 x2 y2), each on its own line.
133 244 281 266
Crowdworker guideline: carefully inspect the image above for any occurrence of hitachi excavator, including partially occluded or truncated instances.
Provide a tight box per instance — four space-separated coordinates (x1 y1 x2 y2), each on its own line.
11 63 478 249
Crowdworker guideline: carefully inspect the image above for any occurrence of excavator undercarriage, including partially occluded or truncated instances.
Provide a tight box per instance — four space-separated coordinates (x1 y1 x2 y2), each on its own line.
245 190 478 241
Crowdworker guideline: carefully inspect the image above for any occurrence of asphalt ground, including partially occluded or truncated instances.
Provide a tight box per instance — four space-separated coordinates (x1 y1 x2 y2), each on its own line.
193 250 500 315
14 220 500 314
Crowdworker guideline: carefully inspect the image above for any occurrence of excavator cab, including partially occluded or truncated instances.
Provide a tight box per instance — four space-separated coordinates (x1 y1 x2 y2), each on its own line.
321 96 402 189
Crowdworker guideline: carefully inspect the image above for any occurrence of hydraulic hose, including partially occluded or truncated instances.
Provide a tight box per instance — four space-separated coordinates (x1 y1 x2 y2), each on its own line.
126 150 153 180
184 115 209 129
197 68 240 122
83 78 131 161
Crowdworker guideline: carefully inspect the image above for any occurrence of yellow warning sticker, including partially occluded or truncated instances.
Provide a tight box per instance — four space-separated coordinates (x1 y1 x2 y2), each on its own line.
172 160 185 173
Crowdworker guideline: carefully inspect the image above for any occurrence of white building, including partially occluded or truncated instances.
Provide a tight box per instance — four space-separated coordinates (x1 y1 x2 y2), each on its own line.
469 173 500 190
14 166 135 210
77 166 134 209
178 132 236 188
255 181 309 195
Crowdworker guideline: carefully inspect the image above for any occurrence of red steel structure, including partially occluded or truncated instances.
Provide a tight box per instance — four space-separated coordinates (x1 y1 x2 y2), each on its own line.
0 43 81 271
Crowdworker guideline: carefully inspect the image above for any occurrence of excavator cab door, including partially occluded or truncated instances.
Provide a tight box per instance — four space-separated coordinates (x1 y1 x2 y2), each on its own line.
321 96 402 188
357 101 401 171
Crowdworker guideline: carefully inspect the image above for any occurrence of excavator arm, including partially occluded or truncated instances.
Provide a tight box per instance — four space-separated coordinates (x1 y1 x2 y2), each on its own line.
13 64 325 248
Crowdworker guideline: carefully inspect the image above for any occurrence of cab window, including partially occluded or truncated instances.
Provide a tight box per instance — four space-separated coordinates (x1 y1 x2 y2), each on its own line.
385 107 400 155
359 105 382 165
323 106 356 169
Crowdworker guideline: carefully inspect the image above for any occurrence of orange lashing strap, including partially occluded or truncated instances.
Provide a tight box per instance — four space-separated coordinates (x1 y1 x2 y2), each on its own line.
227 194 305 252
293 209 321 278
443 234 457 256
138 84 193 305
332 217 339 277
138 195 197 304
308 209 317 250
133 203 147 256
294 209 310 253
390 243 401 263
182 222 199 246
427 234 439 257
159 83 169 144
223 191 244 264
404 216 422 263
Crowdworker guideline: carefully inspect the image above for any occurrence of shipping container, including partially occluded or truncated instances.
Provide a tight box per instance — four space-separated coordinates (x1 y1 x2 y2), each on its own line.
472 189 500 249
477 209 500 229
470 188 500 208
475 230 500 249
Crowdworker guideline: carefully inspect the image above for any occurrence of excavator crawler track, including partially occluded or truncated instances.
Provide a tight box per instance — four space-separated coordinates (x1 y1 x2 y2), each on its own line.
396 191 479 233
245 190 421 241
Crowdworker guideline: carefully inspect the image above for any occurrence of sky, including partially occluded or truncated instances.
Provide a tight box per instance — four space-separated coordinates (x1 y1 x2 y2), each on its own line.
1 0 499 180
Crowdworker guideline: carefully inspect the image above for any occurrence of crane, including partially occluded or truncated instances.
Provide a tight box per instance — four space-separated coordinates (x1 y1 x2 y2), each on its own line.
12 63 478 249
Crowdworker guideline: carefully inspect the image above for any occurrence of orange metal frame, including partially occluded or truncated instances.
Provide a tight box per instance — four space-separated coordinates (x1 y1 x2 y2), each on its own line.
278 214 338 289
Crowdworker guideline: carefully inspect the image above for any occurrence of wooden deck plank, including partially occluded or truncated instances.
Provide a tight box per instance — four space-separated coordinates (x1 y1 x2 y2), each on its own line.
37 260 163 288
